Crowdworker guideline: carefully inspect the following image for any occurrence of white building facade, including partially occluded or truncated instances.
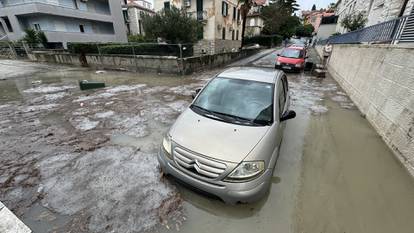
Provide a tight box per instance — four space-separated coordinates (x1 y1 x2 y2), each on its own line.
335 0 414 33
0 0 127 47
123 0 155 36
154 0 242 54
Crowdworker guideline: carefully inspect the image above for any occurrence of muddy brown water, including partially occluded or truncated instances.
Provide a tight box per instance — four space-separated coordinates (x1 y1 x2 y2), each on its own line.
1 52 414 233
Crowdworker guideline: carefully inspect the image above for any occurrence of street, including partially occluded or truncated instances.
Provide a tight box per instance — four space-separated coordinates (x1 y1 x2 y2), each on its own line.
1 49 414 233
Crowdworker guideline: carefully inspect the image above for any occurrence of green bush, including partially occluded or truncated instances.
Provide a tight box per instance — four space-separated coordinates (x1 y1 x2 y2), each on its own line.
128 34 153 43
67 43 99 54
244 35 282 47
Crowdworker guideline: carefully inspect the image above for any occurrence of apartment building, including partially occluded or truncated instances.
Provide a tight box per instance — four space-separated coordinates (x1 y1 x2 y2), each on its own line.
154 0 242 54
0 0 127 48
122 0 154 36
245 4 264 36
335 0 414 33
302 10 335 32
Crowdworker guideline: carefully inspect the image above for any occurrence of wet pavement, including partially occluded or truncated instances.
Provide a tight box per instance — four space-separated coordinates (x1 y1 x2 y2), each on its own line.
1 49 414 233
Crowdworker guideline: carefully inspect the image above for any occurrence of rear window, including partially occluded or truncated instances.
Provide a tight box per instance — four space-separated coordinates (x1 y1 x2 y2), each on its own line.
281 49 304 59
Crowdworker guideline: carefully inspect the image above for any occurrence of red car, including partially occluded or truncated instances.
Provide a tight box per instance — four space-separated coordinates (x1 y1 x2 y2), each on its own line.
275 47 307 72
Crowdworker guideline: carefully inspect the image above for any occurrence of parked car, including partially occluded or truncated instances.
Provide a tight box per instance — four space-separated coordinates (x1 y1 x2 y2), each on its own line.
158 67 296 204
275 47 307 72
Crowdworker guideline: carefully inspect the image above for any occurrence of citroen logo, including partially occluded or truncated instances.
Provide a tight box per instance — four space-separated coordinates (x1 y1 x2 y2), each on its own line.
193 159 201 168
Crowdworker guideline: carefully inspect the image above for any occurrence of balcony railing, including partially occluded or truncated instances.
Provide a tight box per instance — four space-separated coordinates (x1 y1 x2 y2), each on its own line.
0 0 110 15
319 16 409 44
188 10 208 21
1 0 76 9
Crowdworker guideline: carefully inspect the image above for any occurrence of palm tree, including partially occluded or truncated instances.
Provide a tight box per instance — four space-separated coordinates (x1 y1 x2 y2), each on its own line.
238 0 254 47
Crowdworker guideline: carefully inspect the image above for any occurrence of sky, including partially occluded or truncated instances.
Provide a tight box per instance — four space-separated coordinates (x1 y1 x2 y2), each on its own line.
296 0 336 11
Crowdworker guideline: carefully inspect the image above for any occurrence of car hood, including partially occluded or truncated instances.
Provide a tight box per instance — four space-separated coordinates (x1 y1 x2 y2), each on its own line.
170 108 270 163
278 56 303 64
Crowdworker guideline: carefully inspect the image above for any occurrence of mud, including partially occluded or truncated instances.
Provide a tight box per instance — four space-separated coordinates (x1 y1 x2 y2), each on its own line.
0 62 211 233
2 49 414 233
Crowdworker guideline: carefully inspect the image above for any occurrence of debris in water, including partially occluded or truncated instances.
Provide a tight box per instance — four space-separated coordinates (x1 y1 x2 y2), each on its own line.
70 117 99 131
310 105 329 115
95 70 106 74
23 85 75 94
31 80 42 85
79 80 106 91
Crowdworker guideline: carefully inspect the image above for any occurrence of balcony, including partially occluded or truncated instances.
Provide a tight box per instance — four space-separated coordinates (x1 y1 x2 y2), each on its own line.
0 1 113 23
1 0 78 9
188 10 208 22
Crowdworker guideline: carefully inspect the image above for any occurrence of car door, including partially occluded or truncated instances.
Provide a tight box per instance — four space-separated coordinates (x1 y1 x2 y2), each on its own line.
275 77 287 145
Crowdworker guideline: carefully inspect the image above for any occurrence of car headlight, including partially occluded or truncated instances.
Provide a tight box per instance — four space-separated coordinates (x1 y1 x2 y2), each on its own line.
162 134 173 159
224 161 265 182
295 63 302 68
276 61 281 65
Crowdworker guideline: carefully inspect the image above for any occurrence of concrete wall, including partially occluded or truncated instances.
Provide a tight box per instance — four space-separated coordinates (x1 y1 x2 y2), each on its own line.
316 44 414 176
27 48 260 74
316 24 337 40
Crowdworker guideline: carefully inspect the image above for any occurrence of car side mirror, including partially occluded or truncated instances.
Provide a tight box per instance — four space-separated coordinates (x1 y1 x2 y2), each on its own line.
305 56 309 59
192 88 201 99
280 110 296 122
277 53 280 56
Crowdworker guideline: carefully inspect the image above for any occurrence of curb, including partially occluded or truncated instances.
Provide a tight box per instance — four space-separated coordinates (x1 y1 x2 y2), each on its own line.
0 201 32 233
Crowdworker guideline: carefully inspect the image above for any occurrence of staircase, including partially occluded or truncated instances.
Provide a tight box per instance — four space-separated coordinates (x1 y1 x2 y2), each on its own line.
399 6 414 42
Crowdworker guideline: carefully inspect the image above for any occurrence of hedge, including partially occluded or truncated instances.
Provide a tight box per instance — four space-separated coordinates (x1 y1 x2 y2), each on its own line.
67 43 194 57
244 35 282 47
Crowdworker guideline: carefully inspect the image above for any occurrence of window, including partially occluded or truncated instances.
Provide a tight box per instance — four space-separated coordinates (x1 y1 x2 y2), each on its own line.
138 19 142 34
222 27 226 39
222 1 228 16
237 9 240 21
232 30 235 40
278 79 286 118
233 7 236 20
164 1 170 9
33 23 41 31
236 30 239 40
192 77 274 125
79 24 85 33
1 17 13 32
123 10 129 21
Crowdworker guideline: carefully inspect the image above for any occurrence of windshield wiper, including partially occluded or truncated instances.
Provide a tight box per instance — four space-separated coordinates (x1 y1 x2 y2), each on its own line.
190 105 226 121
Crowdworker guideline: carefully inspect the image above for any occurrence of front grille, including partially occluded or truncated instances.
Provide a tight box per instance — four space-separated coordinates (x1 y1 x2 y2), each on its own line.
173 146 227 179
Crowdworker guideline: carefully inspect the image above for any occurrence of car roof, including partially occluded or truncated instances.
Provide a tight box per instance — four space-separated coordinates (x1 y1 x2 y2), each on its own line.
286 46 305 50
217 67 282 84
290 44 305 47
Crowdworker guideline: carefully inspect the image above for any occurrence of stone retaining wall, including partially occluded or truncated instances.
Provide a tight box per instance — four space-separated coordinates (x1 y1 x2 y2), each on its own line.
316 44 414 176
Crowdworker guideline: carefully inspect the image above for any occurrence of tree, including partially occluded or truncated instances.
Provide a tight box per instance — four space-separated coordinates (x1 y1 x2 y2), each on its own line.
141 7 202 43
262 1 301 38
311 4 316 11
23 29 38 45
340 12 367 32
295 24 314 37
238 0 254 47
23 29 49 47
37 31 48 48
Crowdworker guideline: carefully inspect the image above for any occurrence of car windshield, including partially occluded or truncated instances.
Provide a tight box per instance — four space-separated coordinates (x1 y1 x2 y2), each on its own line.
281 49 303 58
191 77 274 126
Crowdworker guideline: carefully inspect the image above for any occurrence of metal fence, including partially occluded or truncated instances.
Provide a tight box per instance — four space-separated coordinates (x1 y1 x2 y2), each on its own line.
65 42 195 59
319 16 408 45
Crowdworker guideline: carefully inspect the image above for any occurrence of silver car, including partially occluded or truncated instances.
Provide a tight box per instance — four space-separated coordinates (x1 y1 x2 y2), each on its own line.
158 67 296 204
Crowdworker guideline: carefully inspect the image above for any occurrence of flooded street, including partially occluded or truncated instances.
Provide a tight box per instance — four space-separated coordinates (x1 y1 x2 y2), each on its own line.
1 49 414 233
